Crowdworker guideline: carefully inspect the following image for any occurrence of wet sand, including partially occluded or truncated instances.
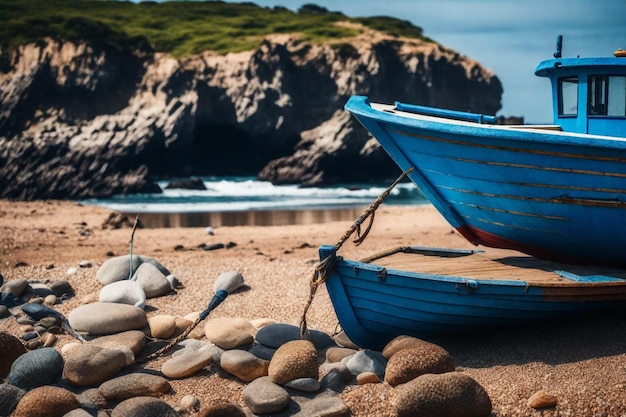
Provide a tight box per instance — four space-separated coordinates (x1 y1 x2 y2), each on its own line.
124 207 368 228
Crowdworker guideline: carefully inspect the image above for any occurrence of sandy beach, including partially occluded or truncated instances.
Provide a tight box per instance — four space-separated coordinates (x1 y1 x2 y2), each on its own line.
2 199 626 416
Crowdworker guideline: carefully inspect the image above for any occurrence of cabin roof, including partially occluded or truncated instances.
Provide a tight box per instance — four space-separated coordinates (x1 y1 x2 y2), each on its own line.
535 57 626 77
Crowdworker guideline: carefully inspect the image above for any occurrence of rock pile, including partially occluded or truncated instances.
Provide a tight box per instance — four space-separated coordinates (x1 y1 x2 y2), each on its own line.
0 255 494 416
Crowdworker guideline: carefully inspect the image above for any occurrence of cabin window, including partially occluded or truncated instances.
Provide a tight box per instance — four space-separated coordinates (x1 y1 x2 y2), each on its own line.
558 76 578 116
588 75 626 116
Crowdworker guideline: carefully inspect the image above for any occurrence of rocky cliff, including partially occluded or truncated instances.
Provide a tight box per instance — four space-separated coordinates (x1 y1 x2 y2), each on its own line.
0 28 503 200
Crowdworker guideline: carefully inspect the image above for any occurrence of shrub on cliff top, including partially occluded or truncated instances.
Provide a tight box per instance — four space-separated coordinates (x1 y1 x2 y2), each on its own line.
0 0 433 57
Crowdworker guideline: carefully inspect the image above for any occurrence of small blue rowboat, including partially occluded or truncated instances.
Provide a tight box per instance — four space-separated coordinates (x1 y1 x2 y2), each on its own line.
320 244 626 350
344 37 626 267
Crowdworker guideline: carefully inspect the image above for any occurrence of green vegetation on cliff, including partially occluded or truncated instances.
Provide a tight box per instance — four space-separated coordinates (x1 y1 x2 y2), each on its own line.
0 0 432 57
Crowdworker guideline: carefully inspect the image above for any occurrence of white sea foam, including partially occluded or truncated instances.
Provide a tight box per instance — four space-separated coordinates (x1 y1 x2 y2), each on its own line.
83 177 426 213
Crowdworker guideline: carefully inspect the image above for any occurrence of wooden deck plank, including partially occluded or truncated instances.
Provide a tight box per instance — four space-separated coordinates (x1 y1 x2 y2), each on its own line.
362 246 626 284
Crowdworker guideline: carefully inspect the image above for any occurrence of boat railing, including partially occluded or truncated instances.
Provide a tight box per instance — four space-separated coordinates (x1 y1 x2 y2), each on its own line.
395 101 497 124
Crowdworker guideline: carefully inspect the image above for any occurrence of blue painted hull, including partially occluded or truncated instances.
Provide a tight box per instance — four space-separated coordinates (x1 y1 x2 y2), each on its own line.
345 96 626 267
320 245 626 350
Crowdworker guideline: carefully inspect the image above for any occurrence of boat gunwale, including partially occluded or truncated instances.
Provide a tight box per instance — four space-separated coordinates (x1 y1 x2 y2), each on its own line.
346 245 626 290
345 96 626 149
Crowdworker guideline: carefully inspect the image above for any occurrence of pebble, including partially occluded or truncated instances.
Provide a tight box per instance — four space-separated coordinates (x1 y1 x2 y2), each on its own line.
132 262 172 298
320 366 348 392
0 304 10 318
204 317 255 349
68 302 147 335
89 330 147 356
291 394 349 417
148 314 177 339
179 394 200 412
284 377 321 392
1 278 28 297
0 332 26 380
42 332 57 347
161 344 216 379
63 345 127 387
77 388 108 409
12 385 80 417
96 254 145 285
8 347 64 390
111 396 178 417
268 339 319 385
528 390 558 409
44 294 57 305
213 270 244 294
384 343 455 387
248 343 277 360
250 317 278 329
50 280 74 297
356 371 380 384
395 372 492 417
98 280 146 308
257 322 334 350
325 346 358 363
220 349 270 382
64 408 94 417
99 373 171 400
343 349 387 379
30 283 53 297
0 383 25 416
21 302 64 321
21 330 39 341
242 376 291 414
197 402 247 417
0 291 16 307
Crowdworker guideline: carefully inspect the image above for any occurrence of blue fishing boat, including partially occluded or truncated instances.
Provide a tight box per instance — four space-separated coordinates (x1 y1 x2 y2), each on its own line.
344 37 626 267
320 244 626 350
318 38 626 349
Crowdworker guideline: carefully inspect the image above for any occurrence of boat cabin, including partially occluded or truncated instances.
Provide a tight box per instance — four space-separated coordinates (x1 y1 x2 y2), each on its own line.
535 37 626 138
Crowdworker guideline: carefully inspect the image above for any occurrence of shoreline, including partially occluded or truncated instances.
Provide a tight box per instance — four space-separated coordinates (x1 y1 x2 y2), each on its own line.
118 206 371 228
2 199 626 416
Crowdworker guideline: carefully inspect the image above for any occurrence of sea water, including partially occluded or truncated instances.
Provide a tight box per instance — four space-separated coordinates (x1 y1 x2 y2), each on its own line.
82 176 427 227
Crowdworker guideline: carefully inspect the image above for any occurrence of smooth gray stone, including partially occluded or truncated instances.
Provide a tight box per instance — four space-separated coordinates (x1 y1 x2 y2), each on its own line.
98 280 146 308
132 263 171 299
68 302 147 335
64 345 127 387
248 343 276 361
213 270 244 294
0 384 25 416
99 373 171 400
0 279 28 297
284 377 321 392
256 323 334 350
50 280 74 296
320 368 346 392
96 255 144 285
8 347 64 389
242 376 290 415
343 349 387 378
292 395 349 417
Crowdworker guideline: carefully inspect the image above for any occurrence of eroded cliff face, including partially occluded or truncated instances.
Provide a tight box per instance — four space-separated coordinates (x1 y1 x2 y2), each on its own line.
0 30 502 199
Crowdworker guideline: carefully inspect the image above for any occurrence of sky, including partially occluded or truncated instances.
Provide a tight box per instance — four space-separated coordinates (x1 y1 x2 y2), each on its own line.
224 0 625 123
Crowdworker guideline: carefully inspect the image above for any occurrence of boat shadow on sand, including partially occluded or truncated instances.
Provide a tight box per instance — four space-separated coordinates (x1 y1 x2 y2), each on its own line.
436 313 626 368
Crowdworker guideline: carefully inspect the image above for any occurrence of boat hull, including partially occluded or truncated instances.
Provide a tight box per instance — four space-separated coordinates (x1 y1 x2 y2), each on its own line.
320 245 626 350
345 95 626 267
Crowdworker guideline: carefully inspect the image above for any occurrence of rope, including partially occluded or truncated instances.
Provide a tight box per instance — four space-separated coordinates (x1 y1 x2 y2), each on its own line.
299 167 414 339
